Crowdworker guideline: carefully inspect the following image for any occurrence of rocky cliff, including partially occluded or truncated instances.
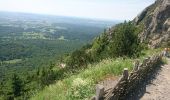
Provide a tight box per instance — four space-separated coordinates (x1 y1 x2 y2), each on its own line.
134 0 170 48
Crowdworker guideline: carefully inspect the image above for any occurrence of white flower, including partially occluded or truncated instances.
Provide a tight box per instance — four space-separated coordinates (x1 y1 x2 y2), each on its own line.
72 78 87 87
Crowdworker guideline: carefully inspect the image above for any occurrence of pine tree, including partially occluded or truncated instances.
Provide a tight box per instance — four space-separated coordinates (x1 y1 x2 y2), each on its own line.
11 74 23 97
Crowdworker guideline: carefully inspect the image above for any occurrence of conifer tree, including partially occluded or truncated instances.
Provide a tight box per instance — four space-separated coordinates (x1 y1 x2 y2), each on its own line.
11 74 23 97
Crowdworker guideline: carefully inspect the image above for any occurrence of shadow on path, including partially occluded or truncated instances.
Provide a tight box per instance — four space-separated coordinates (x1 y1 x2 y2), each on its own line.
126 61 164 100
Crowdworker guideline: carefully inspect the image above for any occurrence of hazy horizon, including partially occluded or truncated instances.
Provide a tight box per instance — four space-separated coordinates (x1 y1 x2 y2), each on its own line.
0 0 155 21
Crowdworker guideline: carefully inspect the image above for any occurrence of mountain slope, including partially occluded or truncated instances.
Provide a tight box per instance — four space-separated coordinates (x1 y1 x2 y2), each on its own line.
63 0 170 69
134 0 170 48
30 0 170 99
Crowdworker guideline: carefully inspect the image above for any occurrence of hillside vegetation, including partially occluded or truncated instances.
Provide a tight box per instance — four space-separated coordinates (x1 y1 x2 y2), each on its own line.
62 21 143 71
31 49 161 100
30 21 161 100
31 19 164 99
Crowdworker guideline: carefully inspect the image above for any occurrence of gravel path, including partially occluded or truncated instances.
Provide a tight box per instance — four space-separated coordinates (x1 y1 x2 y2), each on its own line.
141 58 170 100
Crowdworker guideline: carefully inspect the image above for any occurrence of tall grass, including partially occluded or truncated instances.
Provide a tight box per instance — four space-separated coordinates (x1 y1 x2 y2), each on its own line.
31 58 133 100
31 49 161 100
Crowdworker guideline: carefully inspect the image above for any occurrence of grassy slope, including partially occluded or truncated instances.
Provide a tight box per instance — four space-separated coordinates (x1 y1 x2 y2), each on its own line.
31 49 162 100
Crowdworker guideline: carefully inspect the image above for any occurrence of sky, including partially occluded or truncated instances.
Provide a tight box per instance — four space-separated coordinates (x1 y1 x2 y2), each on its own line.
0 0 155 21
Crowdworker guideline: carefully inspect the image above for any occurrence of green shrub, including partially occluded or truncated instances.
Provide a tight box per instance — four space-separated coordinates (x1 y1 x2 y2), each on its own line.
64 21 142 69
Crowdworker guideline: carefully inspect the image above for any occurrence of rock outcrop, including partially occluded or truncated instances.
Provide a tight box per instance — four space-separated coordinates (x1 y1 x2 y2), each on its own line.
134 0 170 48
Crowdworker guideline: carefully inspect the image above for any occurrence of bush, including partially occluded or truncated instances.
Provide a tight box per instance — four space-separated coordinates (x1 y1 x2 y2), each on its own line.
108 21 141 57
64 21 142 69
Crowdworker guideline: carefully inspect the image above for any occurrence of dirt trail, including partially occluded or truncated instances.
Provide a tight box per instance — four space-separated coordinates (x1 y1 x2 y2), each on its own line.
141 58 170 100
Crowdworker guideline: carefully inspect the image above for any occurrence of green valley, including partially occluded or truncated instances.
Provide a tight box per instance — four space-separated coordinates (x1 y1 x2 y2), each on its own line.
0 12 117 99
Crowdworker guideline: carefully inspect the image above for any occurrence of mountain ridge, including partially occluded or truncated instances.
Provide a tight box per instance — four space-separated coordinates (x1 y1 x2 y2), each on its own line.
134 0 170 48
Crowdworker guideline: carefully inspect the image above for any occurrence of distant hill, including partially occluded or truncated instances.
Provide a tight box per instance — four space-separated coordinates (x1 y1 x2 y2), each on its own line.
0 11 119 27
